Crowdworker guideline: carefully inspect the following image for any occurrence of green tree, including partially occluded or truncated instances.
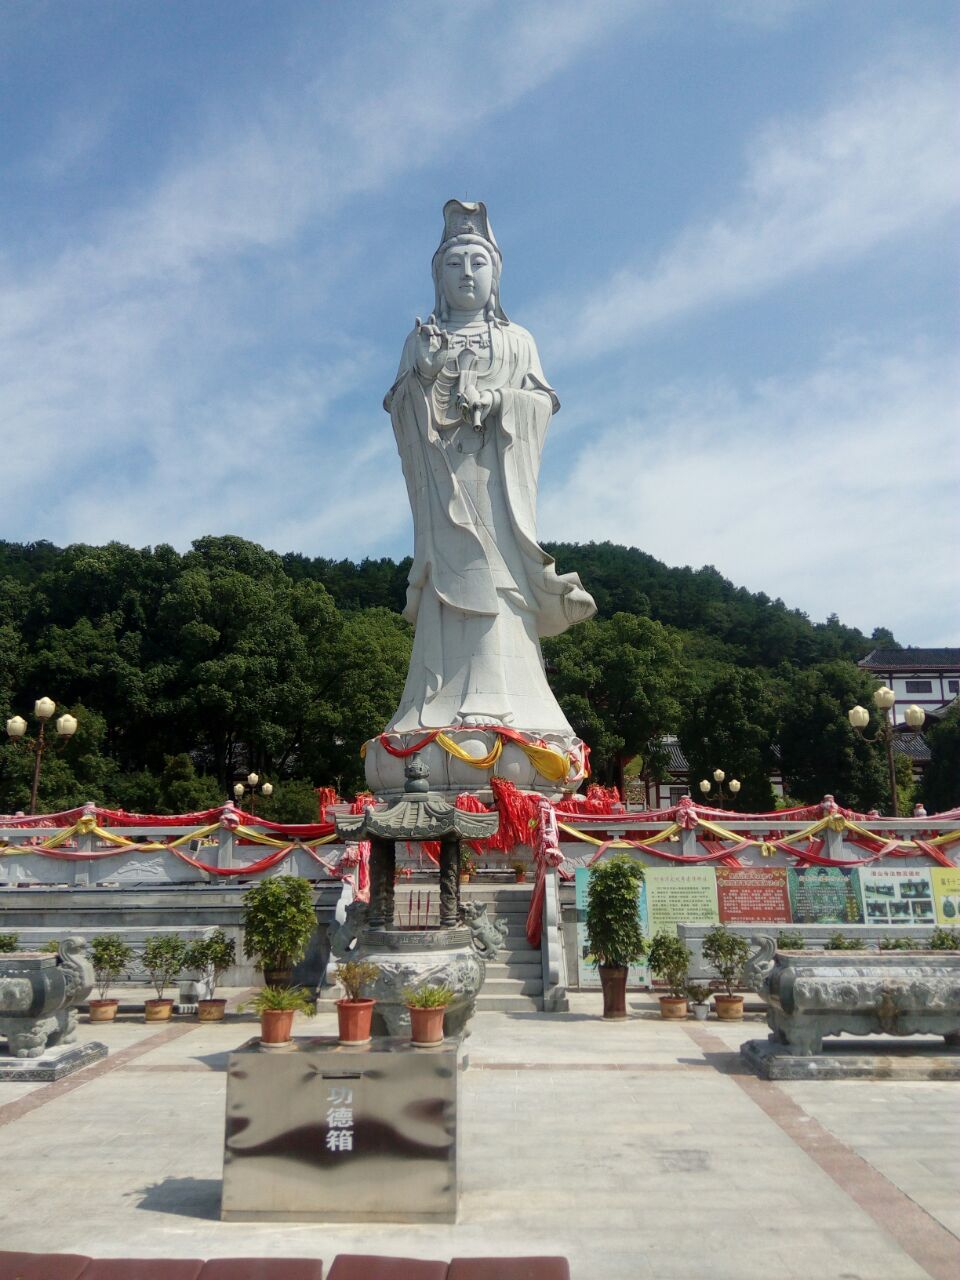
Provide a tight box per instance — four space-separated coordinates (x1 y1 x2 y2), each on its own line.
922 704 960 814
543 613 684 794
775 661 889 810
679 668 777 811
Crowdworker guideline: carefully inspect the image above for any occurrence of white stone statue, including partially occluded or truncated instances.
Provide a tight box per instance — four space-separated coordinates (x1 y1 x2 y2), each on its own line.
365 200 595 797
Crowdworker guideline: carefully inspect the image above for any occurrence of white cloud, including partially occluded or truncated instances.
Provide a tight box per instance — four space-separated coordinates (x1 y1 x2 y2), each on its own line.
539 341 960 644
0 2 634 549
542 54 959 360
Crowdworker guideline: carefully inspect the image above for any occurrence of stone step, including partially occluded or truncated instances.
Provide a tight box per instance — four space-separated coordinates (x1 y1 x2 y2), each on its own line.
482 976 543 996
486 959 541 977
475 993 543 1012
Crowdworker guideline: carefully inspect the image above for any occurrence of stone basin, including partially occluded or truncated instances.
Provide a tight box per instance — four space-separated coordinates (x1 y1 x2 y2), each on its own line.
744 935 960 1056
0 937 94 1058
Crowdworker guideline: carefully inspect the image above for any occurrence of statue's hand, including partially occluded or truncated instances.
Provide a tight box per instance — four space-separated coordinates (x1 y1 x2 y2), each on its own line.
458 386 499 427
414 316 448 379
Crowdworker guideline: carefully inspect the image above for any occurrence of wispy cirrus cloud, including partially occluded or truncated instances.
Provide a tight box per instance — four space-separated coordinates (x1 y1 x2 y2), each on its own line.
541 53 958 361
539 339 960 642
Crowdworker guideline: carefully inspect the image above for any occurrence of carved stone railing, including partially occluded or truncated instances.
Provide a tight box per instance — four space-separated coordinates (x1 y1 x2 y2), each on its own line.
540 866 568 1012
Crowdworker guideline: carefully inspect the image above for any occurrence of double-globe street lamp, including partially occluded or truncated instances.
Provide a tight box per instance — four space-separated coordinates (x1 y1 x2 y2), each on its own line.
233 772 273 815
5 698 79 815
847 686 924 817
698 767 741 804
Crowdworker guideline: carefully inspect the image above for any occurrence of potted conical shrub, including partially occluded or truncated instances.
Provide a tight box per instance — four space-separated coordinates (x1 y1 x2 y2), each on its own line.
242 875 317 987
702 925 750 1020
245 985 316 1046
686 982 711 1021
647 933 691 1019
88 934 134 1022
404 983 453 1046
336 959 380 1044
184 929 236 1021
141 935 188 1021
585 854 646 1020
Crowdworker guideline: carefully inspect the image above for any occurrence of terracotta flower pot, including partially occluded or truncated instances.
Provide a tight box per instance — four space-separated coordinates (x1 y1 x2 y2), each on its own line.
337 998 375 1045
459 873 471 885
659 996 688 1020
259 1009 295 1044
713 994 744 1021
408 1005 446 1046
514 871 527 883
88 999 119 1023
598 965 628 1020
144 998 174 1023
197 998 227 1022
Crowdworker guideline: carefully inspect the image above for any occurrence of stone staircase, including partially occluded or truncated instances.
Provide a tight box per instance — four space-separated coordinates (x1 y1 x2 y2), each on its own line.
461 882 543 1013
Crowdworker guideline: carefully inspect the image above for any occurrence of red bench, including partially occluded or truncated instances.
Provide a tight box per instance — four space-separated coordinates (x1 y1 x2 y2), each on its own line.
0 1253 571 1279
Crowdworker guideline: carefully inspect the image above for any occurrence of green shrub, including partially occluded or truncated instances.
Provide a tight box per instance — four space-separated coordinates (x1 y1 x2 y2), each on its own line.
183 929 236 999
585 855 646 969
242 876 316 973
702 926 750 996
647 932 691 998
686 982 711 1005
90 934 135 1000
141 934 188 1001
825 933 865 951
879 937 918 951
0 933 20 953
337 959 380 1002
930 928 960 951
776 931 805 950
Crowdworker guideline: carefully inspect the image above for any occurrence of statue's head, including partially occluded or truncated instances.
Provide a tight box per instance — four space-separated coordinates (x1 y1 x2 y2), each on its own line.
431 199 508 324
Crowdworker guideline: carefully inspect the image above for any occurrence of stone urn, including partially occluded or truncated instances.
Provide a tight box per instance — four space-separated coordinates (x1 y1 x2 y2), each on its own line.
0 937 94 1058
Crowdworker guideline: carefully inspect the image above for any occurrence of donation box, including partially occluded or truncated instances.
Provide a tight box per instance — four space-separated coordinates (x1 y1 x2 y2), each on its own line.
221 1036 459 1223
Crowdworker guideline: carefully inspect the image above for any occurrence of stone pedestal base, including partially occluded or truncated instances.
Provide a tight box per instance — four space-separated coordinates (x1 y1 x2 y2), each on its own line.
362 727 586 801
0 1041 107 1082
740 1037 960 1081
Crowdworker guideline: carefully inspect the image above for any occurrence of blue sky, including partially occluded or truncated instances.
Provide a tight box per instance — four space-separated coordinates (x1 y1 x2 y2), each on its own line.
1 0 957 644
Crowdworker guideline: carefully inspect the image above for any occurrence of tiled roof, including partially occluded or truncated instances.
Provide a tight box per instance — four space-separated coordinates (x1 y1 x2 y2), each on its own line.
892 731 931 762
859 648 960 671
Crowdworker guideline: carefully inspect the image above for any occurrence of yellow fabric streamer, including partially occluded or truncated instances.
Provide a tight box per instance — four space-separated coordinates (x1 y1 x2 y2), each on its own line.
516 740 572 783
435 732 504 769
556 821 682 848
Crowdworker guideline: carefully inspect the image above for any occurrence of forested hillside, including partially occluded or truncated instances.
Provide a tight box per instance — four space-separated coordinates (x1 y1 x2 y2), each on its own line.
0 536 925 817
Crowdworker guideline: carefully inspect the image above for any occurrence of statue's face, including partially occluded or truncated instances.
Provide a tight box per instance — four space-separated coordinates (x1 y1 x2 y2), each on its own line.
441 243 494 313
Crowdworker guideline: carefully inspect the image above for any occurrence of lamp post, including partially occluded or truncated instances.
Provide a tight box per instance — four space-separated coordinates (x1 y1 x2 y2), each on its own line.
232 772 273 815
5 698 79 815
697 768 741 805
847 687 924 817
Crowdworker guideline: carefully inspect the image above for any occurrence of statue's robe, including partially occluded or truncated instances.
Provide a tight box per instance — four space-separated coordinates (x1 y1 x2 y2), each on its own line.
384 319 595 733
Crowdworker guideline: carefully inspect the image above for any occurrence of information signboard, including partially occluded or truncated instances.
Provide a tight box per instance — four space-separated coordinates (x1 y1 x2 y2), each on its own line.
574 866 649 988
854 866 935 925
930 867 960 927
644 866 719 937
716 866 791 924
787 865 863 925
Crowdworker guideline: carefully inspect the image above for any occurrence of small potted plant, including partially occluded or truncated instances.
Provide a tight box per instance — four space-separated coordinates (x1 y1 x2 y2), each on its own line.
336 959 380 1044
459 849 475 884
511 860 527 884
686 981 712 1021
244 985 316 1046
141 934 188 1022
585 854 646 1020
647 932 691 1019
242 875 317 986
89 933 135 1023
404 983 453 1046
702 925 750 1020
184 929 236 1021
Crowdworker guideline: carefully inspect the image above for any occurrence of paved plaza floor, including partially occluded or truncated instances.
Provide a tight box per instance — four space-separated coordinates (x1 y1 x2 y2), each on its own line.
1 991 958 1279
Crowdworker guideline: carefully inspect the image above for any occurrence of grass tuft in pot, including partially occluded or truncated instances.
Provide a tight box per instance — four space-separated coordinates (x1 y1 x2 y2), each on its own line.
338 959 380 1002
244 985 317 1015
403 984 454 1046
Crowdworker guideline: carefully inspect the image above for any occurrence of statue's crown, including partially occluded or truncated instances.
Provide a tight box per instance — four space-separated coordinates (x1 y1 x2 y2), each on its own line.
438 199 500 260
